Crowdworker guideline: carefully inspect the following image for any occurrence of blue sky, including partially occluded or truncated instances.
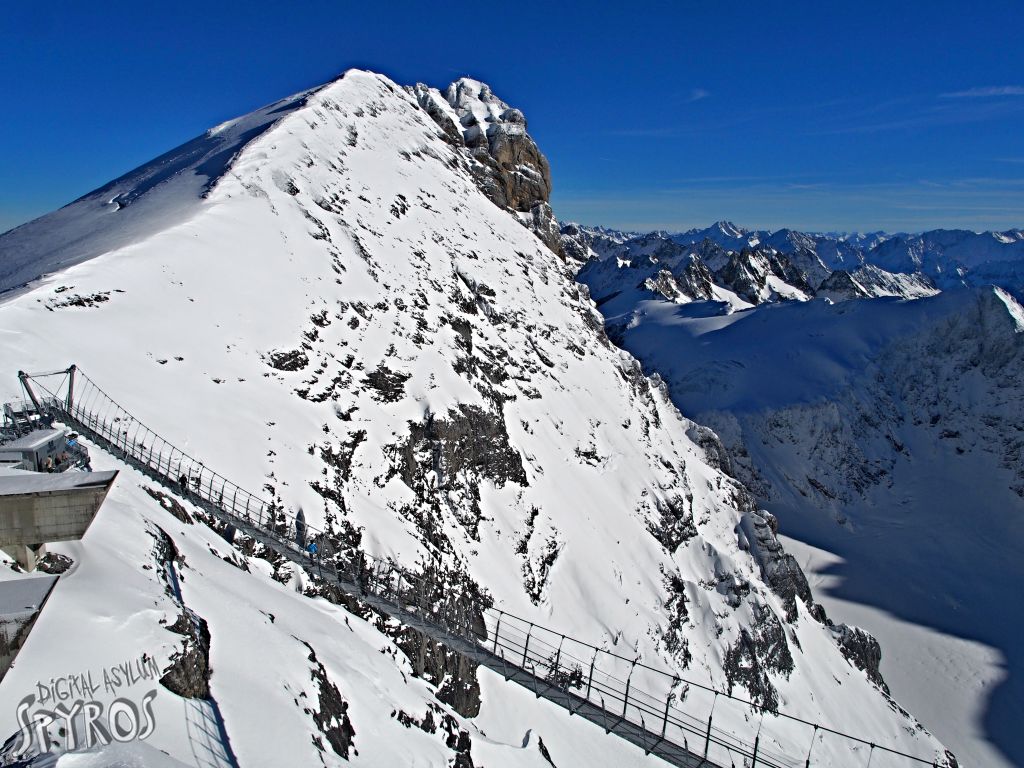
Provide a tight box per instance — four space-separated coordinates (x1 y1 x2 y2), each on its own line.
2 1 1022 234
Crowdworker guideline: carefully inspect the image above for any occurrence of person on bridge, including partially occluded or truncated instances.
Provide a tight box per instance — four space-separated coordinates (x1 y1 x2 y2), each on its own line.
179 473 189 493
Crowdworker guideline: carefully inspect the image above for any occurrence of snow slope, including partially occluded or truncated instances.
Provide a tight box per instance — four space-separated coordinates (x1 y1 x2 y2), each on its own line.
0 71 951 766
593 286 1024 768
0 89 317 296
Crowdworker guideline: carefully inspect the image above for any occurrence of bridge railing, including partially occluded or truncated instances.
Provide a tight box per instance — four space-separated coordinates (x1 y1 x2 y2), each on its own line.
18 367 949 768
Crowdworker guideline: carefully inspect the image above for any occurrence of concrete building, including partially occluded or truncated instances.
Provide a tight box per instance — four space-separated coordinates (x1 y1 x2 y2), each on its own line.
0 468 117 570
0 574 58 680
0 427 90 473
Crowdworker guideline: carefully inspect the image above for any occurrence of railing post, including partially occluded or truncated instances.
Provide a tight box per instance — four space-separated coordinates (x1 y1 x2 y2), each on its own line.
660 688 673 739
552 635 564 679
415 572 426 614
704 692 718 760
804 725 818 768
751 712 765 768
623 660 637 718
521 623 534 667
65 364 77 413
584 650 597 701
492 611 503 653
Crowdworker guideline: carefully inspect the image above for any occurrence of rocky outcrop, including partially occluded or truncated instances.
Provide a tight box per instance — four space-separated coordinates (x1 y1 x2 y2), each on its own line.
442 78 552 212
816 269 870 302
674 253 717 300
717 250 771 304
851 263 939 299
723 605 794 712
300 641 357 759
394 403 528 542
715 248 812 304
832 624 888 693
160 611 212 699
413 78 560 255
150 526 213 699
558 222 597 263
523 201 562 255
739 510 821 624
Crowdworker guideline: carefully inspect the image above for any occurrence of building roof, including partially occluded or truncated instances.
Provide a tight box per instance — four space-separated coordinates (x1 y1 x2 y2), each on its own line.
1 428 66 452
0 468 117 497
0 574 58 615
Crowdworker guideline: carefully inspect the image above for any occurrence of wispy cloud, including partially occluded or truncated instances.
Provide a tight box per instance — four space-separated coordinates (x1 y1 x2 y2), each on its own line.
687 88 710 103
605 126 680 138
809 96 1024 135
552 176 1024 234
941 85 1024 98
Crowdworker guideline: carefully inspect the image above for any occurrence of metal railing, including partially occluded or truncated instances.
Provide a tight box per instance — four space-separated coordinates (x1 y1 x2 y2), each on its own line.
15 366 952 768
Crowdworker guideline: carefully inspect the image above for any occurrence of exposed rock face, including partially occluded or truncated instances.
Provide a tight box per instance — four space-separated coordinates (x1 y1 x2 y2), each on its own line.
723 604 794 712
300 641 357 759
645 492 698 552
35 552 73 574
716 248 813 304
442 78 552 212
412 78 560 255
816 269 870 302
394 404 528 542
393 702 476 767
558 222 596 263
740 511 821 624
688 238 732 272
717 250 770 304
766 250 814 294
151 526 213 700
851 263 939 299
160 611 212 699
685 423 733 476
832 624 888 693
525 201 563 255
394 628 483 718
267 348 309 371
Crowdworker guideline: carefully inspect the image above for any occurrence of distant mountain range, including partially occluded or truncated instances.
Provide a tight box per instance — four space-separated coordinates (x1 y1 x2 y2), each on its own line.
562 220 1024 310
566 216 1024 768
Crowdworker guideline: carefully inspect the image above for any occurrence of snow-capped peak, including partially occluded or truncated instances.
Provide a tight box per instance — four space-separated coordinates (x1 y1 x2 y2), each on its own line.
0 70 955 767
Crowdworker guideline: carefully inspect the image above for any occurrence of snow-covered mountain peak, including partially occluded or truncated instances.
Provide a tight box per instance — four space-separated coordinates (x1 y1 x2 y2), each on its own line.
711 220 746 238
0 69 956 766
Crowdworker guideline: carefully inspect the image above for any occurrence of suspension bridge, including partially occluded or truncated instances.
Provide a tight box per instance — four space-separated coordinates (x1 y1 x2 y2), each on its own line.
11 366 950 768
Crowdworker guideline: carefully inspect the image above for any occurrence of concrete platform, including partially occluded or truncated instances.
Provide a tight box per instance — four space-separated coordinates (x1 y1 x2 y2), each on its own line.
0 468 117 570
0 574 58 680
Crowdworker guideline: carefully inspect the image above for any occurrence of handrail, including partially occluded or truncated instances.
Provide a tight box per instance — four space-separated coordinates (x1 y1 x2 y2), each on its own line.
16 366 951 768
